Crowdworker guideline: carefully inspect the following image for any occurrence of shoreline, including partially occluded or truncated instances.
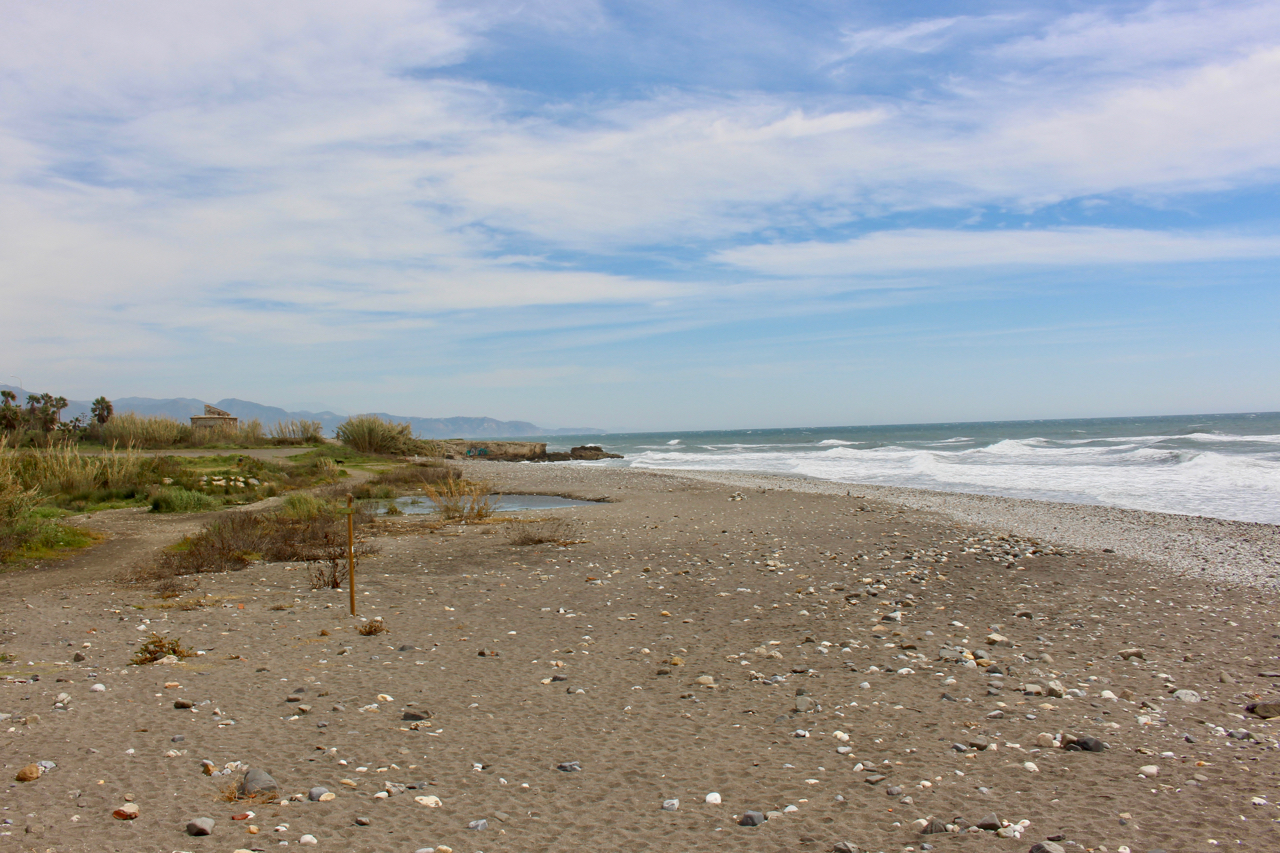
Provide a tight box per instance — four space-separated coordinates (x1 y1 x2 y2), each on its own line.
630 466 1280 589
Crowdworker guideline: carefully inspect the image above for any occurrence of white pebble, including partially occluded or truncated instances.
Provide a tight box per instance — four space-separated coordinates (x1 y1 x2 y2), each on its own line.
705 792 721 804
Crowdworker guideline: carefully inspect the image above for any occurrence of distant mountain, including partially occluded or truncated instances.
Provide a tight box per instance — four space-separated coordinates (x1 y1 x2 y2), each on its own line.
0 385 604 439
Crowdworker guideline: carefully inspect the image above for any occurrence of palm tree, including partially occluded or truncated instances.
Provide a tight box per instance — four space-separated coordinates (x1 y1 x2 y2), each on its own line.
92 396 113 424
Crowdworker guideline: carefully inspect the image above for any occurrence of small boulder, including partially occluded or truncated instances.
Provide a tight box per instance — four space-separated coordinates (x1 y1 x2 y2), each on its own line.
186 817 215 836
15 764 41 782
238 768 279 796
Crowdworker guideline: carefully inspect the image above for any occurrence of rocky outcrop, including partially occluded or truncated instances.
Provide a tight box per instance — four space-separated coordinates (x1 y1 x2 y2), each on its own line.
434 441 622 462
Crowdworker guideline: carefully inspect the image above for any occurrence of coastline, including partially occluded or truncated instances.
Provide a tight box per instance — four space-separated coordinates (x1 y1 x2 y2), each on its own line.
633 467 1280 589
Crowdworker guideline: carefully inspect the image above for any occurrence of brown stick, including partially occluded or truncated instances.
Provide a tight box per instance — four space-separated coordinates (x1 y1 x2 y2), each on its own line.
347 493 356 617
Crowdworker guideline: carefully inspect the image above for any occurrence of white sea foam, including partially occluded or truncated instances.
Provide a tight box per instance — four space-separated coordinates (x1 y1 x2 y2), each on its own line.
627 436 1280 524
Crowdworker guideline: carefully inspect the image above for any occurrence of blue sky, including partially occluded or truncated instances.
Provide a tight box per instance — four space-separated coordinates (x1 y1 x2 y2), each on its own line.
2 0 1278 431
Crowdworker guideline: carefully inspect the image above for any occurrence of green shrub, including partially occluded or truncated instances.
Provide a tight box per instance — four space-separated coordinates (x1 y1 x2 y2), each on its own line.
151 487 220 514
279 493 335 521
269 419 324 444
335 415 414 455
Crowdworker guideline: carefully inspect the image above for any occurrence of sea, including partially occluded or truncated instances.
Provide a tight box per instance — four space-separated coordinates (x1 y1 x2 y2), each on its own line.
545 412 1280 525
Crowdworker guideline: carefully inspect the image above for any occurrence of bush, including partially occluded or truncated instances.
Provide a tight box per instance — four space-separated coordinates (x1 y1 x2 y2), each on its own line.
151 487 221 514
145 501 377 580
507 517 577 546
371 464 459 488
96 413 190 448
423 479 494 521
269 419 324 444
336 415 414 455
130 632 194 664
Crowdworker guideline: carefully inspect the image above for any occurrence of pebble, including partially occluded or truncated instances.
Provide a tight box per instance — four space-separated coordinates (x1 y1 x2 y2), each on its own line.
705 792 722 804
186 817 215 836
300 834 318 844
738 810 766 826
1173 689 1201 703
1139 764 1160 777
467 819 488 830
308 786 329 802
415 795 442 807
662 798 679 811
15 764 41 782
113 803 139 820
557 761 581 772
90 684 105 692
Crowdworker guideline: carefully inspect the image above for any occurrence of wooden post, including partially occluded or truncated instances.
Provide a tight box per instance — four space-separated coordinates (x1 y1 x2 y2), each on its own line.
346 493 356 617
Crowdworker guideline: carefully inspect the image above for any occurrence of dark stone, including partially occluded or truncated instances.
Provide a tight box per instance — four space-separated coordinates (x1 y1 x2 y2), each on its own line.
557 761 581 772
308 787 328 802
173 699 193 709
739 811 766 826
1075 736 1106 752
832 844 860 853
1246 702 1280 719
171 735 184 742
1029 843 1066 853
976 812 1001 831
569 445 623 460
186 817 215 836
402 711 429 721
921 817 947 834
398 645 416 652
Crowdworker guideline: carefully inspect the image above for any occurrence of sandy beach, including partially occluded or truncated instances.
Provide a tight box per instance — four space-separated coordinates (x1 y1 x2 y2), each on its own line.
3 461 1279 853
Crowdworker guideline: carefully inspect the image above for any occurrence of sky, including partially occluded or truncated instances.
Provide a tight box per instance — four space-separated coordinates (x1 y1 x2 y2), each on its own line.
2 0 1278 432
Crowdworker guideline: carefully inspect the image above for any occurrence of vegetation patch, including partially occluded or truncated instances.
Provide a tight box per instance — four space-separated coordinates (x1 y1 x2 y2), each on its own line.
150 486 221 514
131 632 195 665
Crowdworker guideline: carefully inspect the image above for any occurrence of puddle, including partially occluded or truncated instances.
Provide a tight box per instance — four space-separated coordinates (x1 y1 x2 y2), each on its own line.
376 494 600 515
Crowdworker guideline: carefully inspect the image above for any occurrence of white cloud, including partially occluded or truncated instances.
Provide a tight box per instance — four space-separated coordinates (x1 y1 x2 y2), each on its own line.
715 227 1280 277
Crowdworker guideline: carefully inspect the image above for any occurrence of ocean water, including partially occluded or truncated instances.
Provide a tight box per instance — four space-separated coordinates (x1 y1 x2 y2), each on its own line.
545 412 1280 525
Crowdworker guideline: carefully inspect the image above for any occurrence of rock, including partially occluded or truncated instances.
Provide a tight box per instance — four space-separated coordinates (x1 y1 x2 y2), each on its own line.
1220 671 1236 684
1075 736 1106 752
1045 680 1066 698
976 812 1002 831
921 817 947 834
795 696 816 713
467 819 488 831
1029 843 1067 853
1036 733 1056 749
15 764 40 782
354 816 371 826
739 810 766 826
308 787 329 802
299 834 318 845
833 843 860 853
986 634 1013 648
113 803 140 820
238 768 279 796
1246 702 1280 719
90 683 105 692
402 711 430 721
695 675 717 686
186 817 215 836
1118 648 1144 660
662 798 679 811
1139 764 1160 777
73 651 87 662
1172 689 1201 703
174 698 194 709
556 761 581 772
319 792 336 802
